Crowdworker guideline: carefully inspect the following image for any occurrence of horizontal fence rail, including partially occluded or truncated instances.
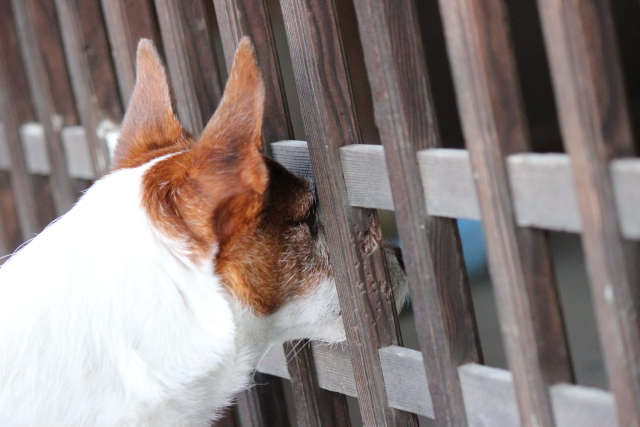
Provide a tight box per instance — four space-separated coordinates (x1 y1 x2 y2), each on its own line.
254 343 617 427
8 127 640 239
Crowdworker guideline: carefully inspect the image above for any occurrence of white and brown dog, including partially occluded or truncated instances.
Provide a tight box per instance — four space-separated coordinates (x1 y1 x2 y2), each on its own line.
0 38 406 426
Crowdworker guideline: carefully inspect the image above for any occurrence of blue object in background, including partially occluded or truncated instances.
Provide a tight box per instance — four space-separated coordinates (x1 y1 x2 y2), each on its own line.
457 219 487 277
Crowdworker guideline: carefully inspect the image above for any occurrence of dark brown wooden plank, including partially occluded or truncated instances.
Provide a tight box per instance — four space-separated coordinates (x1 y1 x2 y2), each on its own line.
0 0 55 242
536 0 640 425
54 0 123 177
100 0 161 106
350 1 482 425
278 0 418 425
284 341 351 427
212 0 292 145
235 372 291 427
12 0 83 215
154 0 223 137
437 0 574 426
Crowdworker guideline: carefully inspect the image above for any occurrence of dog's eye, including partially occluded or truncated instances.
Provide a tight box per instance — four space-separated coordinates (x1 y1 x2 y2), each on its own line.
300 205 318 236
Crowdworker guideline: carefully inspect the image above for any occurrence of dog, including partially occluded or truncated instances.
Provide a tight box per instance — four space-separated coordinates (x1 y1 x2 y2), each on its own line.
0 37 407 426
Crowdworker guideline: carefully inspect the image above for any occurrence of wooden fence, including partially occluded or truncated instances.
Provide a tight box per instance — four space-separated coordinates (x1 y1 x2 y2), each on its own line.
1 0 639 426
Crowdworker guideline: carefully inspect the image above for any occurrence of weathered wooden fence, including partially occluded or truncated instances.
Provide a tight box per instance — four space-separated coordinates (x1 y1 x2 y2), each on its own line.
1 0 639 426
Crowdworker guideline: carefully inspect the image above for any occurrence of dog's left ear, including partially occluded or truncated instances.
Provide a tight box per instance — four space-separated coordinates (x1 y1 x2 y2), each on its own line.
113 39 186 170
181 37 267 248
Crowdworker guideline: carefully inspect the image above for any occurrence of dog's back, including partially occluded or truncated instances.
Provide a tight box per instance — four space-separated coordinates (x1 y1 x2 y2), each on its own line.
0 163 243 426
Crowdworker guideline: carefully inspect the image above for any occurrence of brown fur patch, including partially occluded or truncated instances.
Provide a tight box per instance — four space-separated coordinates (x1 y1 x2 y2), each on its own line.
119 38 330 315
113 39 188 170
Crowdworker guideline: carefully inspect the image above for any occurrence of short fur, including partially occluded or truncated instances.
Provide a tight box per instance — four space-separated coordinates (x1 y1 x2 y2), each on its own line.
0 38 407 426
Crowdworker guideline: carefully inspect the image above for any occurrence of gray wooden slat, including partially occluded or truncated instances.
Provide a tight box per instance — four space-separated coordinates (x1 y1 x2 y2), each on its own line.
19 130 640 244
507 153 581 233
0 123 11 171
257 343 618 425
536 0 640 424
459 364 522 427
611 159 640 241
550 384 617 427
60 126 95 180
418 149 480 220
20 123 50 175
437 0 574 425
378 346 433 418
312 343 357 398
460 364 618 427
340 145 394 211
271 141 314 184
278 0 417 425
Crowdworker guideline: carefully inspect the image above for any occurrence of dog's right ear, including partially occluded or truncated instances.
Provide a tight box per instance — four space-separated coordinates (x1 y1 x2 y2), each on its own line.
112 39 187 170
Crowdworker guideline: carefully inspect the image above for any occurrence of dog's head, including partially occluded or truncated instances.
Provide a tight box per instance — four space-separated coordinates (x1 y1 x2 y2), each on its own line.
113 38 405 344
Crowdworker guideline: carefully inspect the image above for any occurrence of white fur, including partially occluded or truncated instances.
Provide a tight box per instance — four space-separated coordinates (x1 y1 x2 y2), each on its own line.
0 161 344 427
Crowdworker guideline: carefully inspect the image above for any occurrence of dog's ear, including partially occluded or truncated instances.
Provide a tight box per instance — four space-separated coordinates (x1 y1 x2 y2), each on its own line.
113 39 186 170
181 37 267 247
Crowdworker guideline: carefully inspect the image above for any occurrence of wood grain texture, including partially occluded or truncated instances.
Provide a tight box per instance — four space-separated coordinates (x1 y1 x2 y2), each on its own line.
11 0 81 216
212 0 292 146
99 0 161 106
418 149 480 220
312 343 357 398
0 0 54 243
258 343 619 424
460 364 618 427
459 364 523 427
437 0 574 425
507 154 581 233
340 145 394 211
378 346 433 419
536 0 640 425
350 1 482 425
154 0 223 137
284 341 351 427
19 129 640 242
53 0 122 178
278 0 417 424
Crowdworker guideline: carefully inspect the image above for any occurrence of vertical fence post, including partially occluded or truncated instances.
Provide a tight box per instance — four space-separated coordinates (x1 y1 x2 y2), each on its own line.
437 0 575 426
11 0 83 215
0 0 54 245
53 0 123 178
100 0 161 107
536 0 640 425
153 0 223 137
278 0 419 425
350 0 482 425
